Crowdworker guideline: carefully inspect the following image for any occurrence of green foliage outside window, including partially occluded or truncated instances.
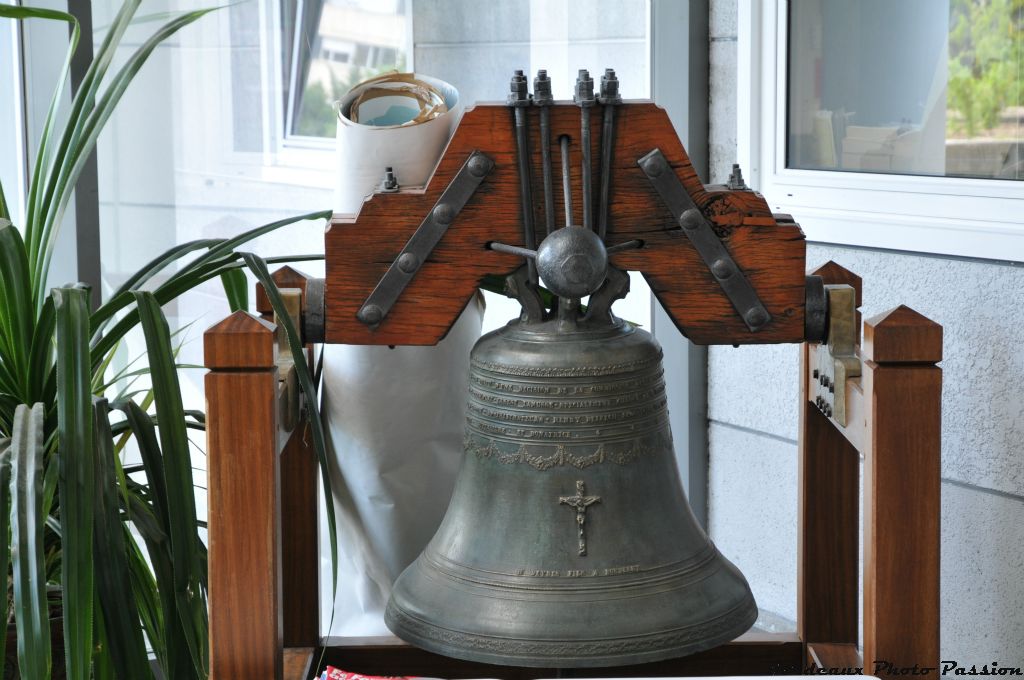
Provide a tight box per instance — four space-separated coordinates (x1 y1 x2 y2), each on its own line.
948 0 1024 137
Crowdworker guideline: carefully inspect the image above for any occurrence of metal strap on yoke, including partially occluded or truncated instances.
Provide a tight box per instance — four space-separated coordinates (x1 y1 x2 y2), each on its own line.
357 150 495 327
637 148 772 332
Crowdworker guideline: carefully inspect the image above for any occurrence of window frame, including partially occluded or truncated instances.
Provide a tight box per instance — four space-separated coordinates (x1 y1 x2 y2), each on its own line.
277 0 415 153
738 0 1024 262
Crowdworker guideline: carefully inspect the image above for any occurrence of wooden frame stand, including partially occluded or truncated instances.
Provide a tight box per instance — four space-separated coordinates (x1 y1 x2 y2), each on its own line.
203 262 941 679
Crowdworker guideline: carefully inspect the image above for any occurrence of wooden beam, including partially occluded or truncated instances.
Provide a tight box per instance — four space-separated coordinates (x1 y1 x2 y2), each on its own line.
798 264 861 646
281 425 320 648
807 642 863 672
206 311 283 680
284 648 315 680
326 102 807 346
307 633 804 679
862 306 942 673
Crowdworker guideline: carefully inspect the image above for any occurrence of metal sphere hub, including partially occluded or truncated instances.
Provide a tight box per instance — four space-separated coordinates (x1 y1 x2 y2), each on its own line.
535 227 608 298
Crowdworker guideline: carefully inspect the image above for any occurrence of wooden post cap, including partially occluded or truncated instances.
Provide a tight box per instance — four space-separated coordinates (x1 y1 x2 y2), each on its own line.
863 305 942 364
810 260 863 307
255 265 312 315
204 311 277 370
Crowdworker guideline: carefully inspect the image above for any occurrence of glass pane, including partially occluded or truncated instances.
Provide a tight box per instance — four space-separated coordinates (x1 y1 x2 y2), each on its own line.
412 0 652 334
787 0 1023 180
291 0 412 137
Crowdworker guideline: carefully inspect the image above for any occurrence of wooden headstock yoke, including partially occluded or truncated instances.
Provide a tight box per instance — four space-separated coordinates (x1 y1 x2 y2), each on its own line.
325 101 809 346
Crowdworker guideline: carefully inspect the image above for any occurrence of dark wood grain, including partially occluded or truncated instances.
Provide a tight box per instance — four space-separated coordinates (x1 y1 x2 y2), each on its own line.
307 633 804 679
798 264 861 646
326 102 806 346
285 647 314 680
281 425 320 648
862 306 942 673
811 260 863 336
807 642 863 671
206 318 282 680
204 311 277 369
257 265 313 315
810 260 863 307
863 305 943 364
798 354 860 645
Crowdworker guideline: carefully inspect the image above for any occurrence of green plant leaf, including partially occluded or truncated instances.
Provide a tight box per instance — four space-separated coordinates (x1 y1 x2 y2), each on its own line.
115 391 199 679
89 212 330 363
34 8 219 299
132 291 208 677
0 435 11 669
10 403 50 680
33 0 142 273
53 286 95 680
0 173 9 222
125 531 166 665
241 253 339 599
89 238 222 339
220 268 249 312
0 5 79 304
28 295 56 405
176 209 332 279
0 221 34 401
92 398 153 679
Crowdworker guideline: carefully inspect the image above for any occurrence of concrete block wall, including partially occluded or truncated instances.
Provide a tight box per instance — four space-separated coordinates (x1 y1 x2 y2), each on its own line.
706 0 1024 663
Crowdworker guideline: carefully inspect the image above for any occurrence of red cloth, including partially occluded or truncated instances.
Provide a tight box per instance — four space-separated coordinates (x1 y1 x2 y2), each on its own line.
324 668 417 680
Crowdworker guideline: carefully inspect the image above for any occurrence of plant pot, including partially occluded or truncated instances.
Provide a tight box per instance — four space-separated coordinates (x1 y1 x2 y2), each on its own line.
4 617 65 679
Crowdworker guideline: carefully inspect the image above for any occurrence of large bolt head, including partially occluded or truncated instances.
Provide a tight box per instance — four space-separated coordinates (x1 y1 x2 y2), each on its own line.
536 227 608 299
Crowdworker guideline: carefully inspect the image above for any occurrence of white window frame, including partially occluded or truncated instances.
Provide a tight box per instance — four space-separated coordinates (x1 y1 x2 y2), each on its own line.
738 0 1024 263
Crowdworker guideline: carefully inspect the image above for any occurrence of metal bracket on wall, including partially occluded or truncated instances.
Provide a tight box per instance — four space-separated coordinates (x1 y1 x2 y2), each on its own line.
357 150 495 328
812 284 861 427
637 148 771 332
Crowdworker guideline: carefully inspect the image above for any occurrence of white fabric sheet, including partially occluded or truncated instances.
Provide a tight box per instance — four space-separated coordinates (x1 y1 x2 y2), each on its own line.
320 300 482 636
321 74 479 635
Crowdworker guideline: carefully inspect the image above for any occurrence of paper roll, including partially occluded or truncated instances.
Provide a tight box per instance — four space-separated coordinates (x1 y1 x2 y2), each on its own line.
334 73 462 214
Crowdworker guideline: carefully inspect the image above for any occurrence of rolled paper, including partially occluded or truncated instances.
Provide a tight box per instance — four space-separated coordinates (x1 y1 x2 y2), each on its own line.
334 73 462 214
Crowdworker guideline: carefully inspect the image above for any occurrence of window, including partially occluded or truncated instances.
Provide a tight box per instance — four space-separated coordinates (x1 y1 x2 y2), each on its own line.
288 0 412 139
740 0 1024 261
788 0 1022 181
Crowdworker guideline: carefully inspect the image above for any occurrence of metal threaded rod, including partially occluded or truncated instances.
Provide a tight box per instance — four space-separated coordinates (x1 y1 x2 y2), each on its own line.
539 107 555 236
581 107 593 232
598 104 615 240
510 69 537 283
534 69 556 237
559 135 573 228
597 67 622 240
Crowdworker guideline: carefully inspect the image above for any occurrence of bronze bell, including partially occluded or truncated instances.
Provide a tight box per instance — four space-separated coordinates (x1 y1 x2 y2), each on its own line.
385 227 758 667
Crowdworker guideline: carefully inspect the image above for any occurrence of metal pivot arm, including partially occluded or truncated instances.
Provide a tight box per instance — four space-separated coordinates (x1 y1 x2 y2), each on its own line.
810 284 861 427
638 148 772 333
356 150 495 328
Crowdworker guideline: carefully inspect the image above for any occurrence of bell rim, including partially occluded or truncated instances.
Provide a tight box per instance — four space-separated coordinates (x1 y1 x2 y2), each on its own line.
383 594 758 668
418 543 721 593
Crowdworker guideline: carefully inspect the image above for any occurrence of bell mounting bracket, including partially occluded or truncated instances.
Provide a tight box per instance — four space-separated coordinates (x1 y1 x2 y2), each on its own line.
638 148 772 332
811 284 861 426
356 150 495 328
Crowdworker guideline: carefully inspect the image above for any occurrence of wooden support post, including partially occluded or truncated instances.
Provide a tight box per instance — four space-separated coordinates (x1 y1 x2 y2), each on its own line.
280 425 320 648
206 312 283 680
257 267 321 648
798 262 862 647
862 305 942 673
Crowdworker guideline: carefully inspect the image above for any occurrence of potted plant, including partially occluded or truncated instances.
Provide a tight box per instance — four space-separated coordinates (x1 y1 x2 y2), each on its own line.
0 3 332 677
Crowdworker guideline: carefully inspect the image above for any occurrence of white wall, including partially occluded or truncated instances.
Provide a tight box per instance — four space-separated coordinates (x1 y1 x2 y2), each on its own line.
708 0 1024 662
